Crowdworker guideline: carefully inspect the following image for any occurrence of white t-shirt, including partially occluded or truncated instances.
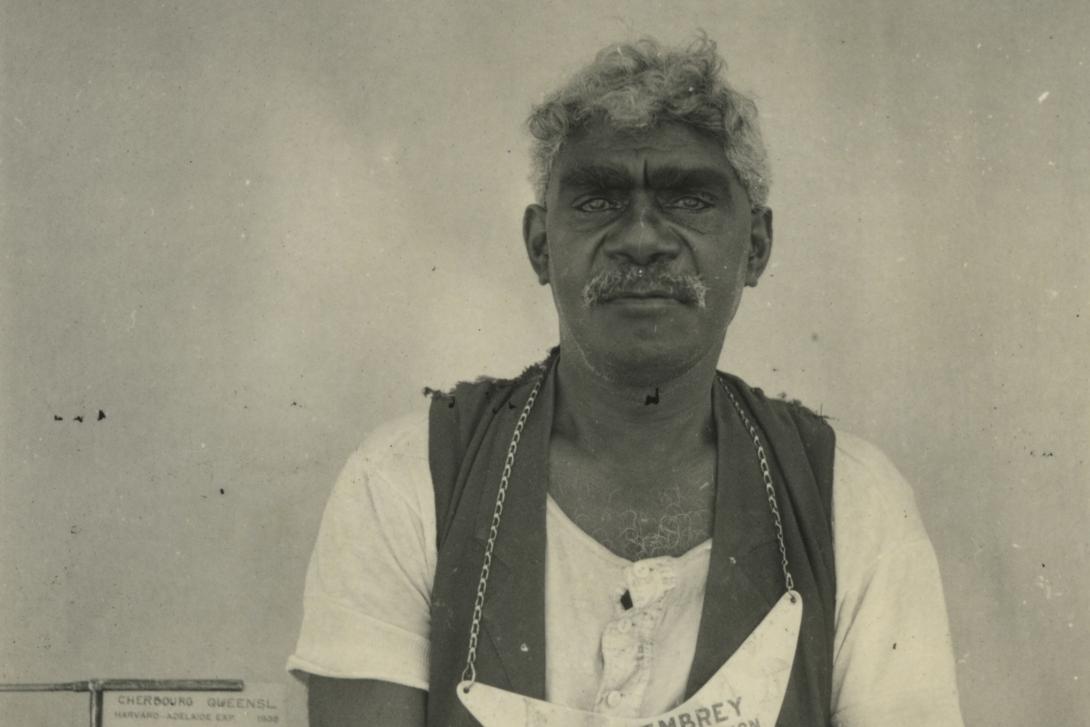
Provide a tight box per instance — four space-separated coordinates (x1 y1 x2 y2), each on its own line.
287 406 965 726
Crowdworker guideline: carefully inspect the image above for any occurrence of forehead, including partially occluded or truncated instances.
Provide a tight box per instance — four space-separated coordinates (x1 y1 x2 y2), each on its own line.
549 121 739 194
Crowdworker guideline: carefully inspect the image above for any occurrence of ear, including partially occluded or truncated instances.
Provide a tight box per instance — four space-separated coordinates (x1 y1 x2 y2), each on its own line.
745 205 773 287
523 204 550 285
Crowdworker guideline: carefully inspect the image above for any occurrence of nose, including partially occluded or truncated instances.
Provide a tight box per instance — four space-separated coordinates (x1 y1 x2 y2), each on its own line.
602 196 682 266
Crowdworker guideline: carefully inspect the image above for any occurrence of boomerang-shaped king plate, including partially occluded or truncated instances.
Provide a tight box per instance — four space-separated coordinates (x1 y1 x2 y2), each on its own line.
458 590 802 727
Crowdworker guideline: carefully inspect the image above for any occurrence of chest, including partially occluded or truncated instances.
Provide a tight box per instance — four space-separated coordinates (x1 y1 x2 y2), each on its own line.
548 442 717 560
543 498 713 714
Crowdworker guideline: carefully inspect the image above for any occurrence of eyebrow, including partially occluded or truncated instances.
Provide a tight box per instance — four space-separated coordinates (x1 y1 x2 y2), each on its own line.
558 163 734 196
558 164 634 191
646 165 734 194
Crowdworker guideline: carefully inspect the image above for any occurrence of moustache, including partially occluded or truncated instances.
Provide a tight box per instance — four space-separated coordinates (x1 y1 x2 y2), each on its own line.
582 263 708 308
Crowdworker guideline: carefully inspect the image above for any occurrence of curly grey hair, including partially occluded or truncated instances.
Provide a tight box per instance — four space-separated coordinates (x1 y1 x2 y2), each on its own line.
527 35 770 208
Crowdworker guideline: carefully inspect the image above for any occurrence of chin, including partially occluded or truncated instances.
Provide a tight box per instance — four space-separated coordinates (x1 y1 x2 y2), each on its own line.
587 339 708 387
559 308 727 387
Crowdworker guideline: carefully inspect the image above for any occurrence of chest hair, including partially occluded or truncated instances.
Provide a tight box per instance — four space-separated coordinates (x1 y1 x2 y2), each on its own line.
549 448 717 560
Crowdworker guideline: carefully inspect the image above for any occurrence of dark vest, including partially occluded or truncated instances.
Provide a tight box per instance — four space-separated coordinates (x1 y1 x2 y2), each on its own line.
426 354 836 727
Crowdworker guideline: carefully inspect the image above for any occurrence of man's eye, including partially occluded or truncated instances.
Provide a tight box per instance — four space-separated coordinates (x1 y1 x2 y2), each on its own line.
575 197 620 213
666 195 713 211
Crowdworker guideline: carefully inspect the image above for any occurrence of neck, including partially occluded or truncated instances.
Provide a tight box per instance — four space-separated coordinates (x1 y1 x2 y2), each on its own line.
552 346 720 462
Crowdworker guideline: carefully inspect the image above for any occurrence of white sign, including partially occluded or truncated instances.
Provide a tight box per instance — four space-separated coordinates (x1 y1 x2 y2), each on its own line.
104 683 285 726
459 591 802 727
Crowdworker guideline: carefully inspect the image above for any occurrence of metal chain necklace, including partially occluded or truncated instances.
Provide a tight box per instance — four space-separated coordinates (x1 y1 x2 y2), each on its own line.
718 380 796 595
459 371 796 689
460 376 544 686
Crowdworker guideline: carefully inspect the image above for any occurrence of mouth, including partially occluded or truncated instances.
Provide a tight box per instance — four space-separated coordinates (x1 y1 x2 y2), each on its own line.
607 289 679 301
602 291 685 311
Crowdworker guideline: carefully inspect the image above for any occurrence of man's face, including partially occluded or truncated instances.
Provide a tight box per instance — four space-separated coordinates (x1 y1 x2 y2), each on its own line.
523 120 772 385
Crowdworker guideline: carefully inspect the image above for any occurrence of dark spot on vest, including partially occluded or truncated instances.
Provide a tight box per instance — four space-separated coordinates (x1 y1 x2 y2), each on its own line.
644 387 660 405
97 409 106 421
620 589 633 610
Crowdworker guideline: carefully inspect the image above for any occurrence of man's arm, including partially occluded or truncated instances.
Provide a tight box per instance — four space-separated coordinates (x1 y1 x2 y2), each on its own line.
287 412 438 724
830 433 965 726
307 677 425 726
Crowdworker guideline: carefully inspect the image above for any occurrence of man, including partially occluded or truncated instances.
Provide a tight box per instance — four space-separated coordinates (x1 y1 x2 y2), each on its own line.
288 36 965 726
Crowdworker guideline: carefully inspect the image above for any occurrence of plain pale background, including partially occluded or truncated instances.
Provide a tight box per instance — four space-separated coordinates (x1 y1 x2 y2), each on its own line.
2 1 1087 724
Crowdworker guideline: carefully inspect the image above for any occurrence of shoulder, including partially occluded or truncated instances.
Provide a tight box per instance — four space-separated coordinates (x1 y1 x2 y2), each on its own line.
829 429 934 586
719 373 834 444
716 377 923 543
831 430 928 542
833 431 917 499
331 405 432 512
352 407 430 469
425 355 554 417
